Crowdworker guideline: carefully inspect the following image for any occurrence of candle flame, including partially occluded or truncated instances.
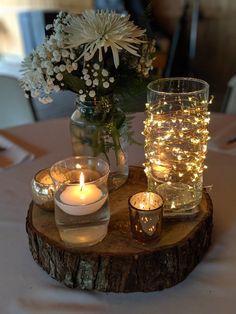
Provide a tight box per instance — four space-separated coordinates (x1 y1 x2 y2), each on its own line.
80 172 85 191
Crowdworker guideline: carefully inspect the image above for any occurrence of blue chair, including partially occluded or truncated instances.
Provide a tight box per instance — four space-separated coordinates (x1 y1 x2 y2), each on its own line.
0 75 37 129
221 76 236 114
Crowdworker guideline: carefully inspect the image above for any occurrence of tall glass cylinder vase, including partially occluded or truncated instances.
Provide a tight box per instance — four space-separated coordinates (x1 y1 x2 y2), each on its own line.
70 95 128 191
144 78 210 217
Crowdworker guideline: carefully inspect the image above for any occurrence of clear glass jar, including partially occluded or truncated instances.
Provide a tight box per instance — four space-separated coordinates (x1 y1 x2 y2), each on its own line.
144 78 210 217
50 156 110 247
70 95 128 191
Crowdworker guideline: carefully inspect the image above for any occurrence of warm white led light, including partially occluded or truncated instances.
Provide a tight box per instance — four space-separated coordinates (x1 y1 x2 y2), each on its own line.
144 103 210 185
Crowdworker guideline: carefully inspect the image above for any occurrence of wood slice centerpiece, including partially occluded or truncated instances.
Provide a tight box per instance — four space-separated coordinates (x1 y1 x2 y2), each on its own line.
26 166 213 292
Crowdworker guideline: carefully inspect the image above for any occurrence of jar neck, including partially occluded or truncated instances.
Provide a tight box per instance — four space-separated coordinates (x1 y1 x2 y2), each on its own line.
75 94 115 113
74 94 123 123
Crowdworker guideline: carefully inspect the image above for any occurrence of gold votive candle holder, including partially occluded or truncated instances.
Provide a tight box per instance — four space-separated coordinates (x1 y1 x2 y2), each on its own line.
128 192 163 242
31 168 54 211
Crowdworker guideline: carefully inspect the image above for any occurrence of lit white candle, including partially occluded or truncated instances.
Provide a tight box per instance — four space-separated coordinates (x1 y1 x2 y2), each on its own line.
56 172 107 216
130 192 163 211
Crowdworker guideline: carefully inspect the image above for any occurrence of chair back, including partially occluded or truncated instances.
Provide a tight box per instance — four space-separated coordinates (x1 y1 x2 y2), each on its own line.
0 75 36 129
222 76 236 113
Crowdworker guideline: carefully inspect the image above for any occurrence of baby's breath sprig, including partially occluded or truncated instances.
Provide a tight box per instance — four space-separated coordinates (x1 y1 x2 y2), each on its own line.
20 10 157 105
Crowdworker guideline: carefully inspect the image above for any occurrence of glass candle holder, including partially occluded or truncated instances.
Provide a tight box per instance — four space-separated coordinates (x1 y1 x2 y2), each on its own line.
31 168 54 211
128 192 163 242
50 156 110 247
144 78 210 217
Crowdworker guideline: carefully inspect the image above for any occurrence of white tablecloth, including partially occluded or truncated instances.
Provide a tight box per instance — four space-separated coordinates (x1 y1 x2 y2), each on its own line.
0 113 236 314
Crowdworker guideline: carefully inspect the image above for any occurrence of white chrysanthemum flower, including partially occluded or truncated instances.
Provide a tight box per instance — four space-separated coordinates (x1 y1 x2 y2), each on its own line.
85 79 92 86
47 69 54 76
56 73 63 81
47 77 53 84
54 85 60 92
65 10 145 68
70 53 75 60
72 62 78 70
32 90 40 97
93 78 99 86
59 64 66 72
102 69 108 77
89 90 96 97
93 63 100 70
38 46 47 58
45 24 53 31
53 50 60 58
80 94 86 102
62 50 69 58
66 64 73 73
54 66 60 73
20 54 47 92
103 81 109 88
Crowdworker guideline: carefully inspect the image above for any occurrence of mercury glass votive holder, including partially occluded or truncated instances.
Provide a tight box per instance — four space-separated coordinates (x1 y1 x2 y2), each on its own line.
50 156 110 247
128 192 163 242
31 168 54 211
144 78 210 217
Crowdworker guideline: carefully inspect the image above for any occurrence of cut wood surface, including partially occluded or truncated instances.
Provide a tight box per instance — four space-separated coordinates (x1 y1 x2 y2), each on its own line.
26 166 213 292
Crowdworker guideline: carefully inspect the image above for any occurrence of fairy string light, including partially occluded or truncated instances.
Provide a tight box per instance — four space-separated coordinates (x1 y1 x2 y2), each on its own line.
143 97 211 190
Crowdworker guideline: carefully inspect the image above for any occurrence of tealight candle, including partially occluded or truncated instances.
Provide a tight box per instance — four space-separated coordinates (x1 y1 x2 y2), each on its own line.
57 172 107 216
128 191 163 242
31 168 54 211
50 156 110 247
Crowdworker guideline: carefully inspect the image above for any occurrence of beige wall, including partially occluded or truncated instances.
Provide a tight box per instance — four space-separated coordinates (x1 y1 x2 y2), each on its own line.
0 13 24 57
0 1 94 13
0 1 94 58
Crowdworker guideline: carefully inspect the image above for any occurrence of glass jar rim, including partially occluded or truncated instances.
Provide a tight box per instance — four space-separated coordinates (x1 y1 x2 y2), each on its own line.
147 77 209 95
50 156 110 185
75 94 114 106
33 168 54 187
128 191 163 212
